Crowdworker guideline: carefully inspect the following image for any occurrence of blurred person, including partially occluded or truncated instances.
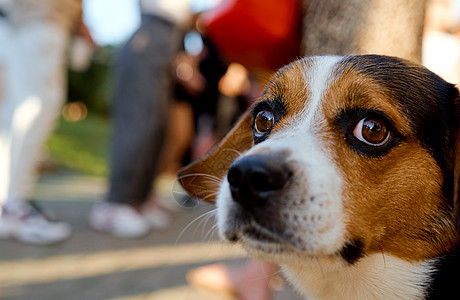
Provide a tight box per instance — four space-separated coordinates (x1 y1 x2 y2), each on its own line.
0 0 82 244
172 35 229 161
89 0 192 238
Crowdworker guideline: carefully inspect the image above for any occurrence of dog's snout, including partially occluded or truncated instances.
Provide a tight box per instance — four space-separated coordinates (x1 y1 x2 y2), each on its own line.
227 155 290 208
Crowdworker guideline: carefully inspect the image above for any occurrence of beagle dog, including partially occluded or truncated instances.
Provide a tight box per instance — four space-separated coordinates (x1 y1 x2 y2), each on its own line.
179 55 460 300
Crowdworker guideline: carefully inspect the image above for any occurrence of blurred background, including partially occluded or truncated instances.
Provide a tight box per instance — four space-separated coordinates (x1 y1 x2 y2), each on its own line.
0 0 460 299
47 0 460 179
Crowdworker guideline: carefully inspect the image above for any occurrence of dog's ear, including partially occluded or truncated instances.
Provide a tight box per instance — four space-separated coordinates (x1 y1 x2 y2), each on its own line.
178 112 254 202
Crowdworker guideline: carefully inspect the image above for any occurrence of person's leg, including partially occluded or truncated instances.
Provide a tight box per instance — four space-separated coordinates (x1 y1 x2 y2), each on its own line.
0 19 71 244
0 18 11 205
6 23 68 202
108 16 177 207
89 16 181 237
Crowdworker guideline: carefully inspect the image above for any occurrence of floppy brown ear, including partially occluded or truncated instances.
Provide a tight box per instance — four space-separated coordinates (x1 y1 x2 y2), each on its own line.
178 112 254 202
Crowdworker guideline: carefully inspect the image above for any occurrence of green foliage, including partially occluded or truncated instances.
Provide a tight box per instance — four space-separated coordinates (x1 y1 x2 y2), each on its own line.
46 114 111 177
67 46 118 115
46 46 120 176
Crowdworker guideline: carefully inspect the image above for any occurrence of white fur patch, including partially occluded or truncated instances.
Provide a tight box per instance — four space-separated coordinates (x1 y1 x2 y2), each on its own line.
283 254 434 300
298 56 341 127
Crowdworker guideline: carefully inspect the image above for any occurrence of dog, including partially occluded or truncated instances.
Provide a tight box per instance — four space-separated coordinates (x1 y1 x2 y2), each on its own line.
179 54 460 300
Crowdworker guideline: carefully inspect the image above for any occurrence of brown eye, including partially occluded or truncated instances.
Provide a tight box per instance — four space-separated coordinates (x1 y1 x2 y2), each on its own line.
254 110 275 136
353 117 389 146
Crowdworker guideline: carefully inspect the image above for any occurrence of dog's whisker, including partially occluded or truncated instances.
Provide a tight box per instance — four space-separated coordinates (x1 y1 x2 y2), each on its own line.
175 209 218 245
177 173 224 184
200 210 217 237
197 209 214 226
196 208 216 237
204 223 219 242
202 191 220 202
202 179 222 187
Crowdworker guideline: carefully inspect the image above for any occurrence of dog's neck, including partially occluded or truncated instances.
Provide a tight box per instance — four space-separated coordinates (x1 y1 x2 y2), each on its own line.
281 254 435 300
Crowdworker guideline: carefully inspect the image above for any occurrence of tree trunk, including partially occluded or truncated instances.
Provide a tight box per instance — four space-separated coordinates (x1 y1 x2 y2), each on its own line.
302 0 427 63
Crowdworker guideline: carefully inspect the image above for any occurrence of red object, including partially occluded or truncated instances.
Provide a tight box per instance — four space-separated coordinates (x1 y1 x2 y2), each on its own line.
200 0 301 72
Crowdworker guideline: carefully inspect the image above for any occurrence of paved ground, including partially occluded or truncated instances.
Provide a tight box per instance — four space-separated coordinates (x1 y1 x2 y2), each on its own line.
0 172 302 300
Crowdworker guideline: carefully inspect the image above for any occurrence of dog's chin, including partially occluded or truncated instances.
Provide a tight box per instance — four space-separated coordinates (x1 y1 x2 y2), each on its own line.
227 223 293 249
222 221 336 263
224 226 300 263
226 225 365 268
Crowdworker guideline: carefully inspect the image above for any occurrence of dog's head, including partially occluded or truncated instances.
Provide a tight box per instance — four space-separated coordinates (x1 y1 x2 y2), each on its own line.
179 55 460 266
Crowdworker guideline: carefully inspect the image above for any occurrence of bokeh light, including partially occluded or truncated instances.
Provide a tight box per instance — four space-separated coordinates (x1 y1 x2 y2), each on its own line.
62 101 88 122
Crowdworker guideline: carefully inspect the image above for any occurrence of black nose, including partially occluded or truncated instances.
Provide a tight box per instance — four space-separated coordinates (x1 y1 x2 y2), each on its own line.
227 155 290 208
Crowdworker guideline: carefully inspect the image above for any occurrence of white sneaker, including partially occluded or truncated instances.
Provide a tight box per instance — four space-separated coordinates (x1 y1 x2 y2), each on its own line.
0 201 72 245
88 202 150 238
141 205 171 230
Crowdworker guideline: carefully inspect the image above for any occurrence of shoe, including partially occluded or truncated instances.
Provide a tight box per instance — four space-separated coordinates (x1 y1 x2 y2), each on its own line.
0 201 71 245
141 204 171 230
88 202 150 238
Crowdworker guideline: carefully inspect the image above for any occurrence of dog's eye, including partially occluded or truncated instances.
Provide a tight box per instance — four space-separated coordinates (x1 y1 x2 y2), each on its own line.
254 110 275 136
353 117 389 146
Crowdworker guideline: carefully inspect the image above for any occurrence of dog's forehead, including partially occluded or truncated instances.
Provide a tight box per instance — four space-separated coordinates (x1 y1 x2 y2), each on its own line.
263 56 340 114
257 56 340 135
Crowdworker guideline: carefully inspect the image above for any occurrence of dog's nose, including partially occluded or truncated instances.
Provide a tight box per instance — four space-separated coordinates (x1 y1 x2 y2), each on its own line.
227 155 290 208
